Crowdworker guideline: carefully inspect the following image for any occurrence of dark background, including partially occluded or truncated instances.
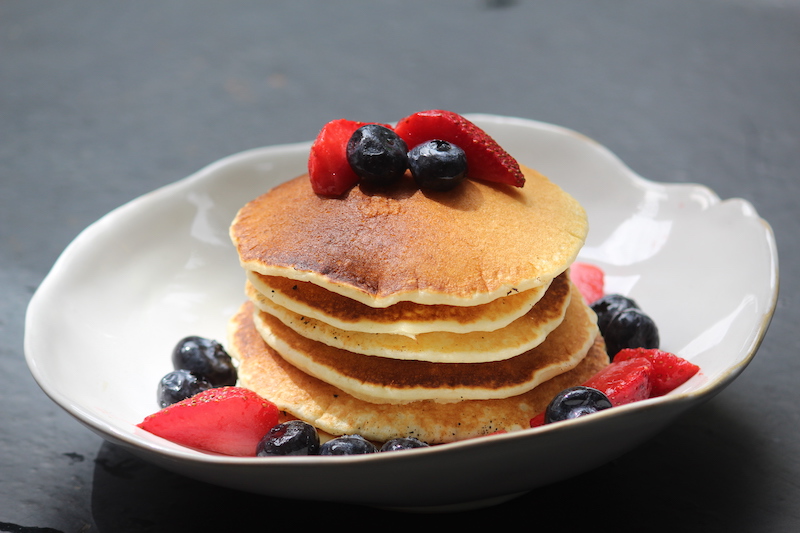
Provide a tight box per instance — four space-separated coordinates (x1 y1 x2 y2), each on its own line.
2 1 798 531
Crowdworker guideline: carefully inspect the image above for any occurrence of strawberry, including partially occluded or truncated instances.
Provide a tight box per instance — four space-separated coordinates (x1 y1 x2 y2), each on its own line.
308 119 389 197
394 110 525 187
583 357 653 406
570 262 605 304
613 348 700 397
137 386 280 456
530 358 653 427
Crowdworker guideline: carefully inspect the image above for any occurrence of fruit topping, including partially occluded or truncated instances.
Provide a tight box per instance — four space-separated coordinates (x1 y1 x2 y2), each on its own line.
157 369 213 408
319 434 378 455
137 387 280 456
591 294 640 334
380 437 430 452
407 139 468 192
308 119 383 197
256 420 321 456
172 335 237 387
614 348 699 397
583 357 654 406
394 109 525 187
602 308 660 359
569 262 605 304
544 386 613 424
346 124 408 187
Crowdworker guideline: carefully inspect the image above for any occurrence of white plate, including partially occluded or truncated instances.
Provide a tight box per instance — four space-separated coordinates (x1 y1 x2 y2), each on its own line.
24 115 779 511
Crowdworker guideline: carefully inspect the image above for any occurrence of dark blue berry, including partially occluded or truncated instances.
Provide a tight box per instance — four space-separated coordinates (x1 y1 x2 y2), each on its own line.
603 308 660 358
171 336 237 387
407 140 467 191
591 293 640 334
346 124 408 186
157 369 212 408
319 434 378 455
256 420 320 456
544 386 612 424
379 437 429 452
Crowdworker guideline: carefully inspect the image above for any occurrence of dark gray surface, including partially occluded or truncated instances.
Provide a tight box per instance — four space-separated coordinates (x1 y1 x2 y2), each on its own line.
2 1 798 530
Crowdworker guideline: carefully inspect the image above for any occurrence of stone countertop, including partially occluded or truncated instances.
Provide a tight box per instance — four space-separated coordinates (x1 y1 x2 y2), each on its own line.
2 1 798 530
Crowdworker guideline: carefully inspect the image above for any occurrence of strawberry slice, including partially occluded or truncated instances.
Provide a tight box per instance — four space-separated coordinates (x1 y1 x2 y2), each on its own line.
530 357 654 427
308 119 389 197
394 110 525 187
570 262 605 304
614 348 699 397
583 357 653 406
137 386 280 456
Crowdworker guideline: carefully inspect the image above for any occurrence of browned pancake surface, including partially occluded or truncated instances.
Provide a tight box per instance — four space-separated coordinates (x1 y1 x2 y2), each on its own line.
229 301 609 443
230 166 587 306
248 271 548 333
250 279 589 398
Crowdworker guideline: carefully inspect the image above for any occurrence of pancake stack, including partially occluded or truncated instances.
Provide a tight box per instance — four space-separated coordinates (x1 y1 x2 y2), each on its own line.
227 165 609 444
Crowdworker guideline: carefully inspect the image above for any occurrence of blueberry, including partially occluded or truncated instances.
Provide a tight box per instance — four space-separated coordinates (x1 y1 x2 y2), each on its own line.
603 308 660 358
380 437 430 452
407 140 467 192
157 369 212 408
346 124 408 186
319 434 378 456
171 336 237 387
256 420 320 456
544 386 612 424
591 293 640 334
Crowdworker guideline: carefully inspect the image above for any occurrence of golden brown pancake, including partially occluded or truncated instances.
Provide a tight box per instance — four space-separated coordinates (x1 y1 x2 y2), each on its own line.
228 301 610 444
249 281 595 403
246 270 550 335
229 165 587 308
245 272 572 363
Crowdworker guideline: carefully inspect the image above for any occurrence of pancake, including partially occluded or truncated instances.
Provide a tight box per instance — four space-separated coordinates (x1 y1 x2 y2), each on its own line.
229 165 588 308
248 281 597 403
246 270 551 335
229 300 610 444
245 271 572 363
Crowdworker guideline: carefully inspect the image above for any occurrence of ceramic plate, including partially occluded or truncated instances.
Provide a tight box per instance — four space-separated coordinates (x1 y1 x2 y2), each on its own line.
24 115 778 511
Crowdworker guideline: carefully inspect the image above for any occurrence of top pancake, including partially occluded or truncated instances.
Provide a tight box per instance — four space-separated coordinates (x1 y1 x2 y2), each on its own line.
230 165 587 308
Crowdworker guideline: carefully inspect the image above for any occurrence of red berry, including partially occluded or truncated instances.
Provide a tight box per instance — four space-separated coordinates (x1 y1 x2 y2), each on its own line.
137 386 280 456
583 358 653 406
308 119 390 197
570 262 605 304
613 348 700 397
394 110 525 187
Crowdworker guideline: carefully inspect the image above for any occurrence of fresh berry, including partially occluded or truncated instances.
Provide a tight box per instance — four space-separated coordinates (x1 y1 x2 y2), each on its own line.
570 262 605 304
591 293 640 334
157 369 212 408
583 357 653 406
603 308 660 358
614 348 699 397
380 437 430 452
137 387 280 456
394 109 525 187
172 336 237 387
544 386 613 424
308 119 386 196
346 124 408 186
318 434 378 455
407 140 467 191
256 420 320 456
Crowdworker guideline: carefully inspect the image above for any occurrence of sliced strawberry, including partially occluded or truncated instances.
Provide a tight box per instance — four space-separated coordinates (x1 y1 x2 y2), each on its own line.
614 348 699 397
583 357 653 406
308 119 389 197
394 109 525 187
529 411 546 428
570 262 605 304
137 386 280 456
